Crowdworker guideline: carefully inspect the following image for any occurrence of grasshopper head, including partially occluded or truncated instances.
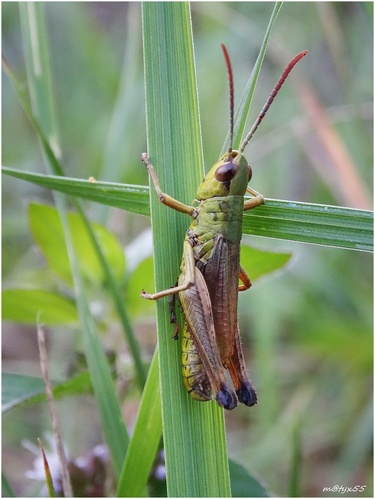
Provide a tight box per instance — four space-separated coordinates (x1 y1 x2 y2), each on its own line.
196 150 252 200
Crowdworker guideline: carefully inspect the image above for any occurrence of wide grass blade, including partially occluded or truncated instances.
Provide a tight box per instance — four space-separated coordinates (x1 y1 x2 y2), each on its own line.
142 2 230 496
117 349 162 497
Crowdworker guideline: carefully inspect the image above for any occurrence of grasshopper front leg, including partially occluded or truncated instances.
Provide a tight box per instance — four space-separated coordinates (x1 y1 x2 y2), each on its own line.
243 186 264 210
141 153 197 218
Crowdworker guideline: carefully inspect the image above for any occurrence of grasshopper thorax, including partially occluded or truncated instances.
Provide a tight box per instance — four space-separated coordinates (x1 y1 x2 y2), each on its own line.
196 150 252 200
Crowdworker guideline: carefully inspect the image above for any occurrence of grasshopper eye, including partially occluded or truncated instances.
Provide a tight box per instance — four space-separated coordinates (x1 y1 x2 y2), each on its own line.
215 162 237 183
248 165 252 181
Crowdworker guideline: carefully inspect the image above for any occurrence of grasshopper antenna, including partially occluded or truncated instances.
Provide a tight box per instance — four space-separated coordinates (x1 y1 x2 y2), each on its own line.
221 44 234 161
239 50 308 154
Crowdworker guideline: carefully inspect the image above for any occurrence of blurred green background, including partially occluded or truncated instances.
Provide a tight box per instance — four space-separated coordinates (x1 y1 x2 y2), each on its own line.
2 2 372 497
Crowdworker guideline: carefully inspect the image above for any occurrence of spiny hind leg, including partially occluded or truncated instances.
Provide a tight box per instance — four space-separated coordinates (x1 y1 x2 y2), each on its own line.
168 286 179 339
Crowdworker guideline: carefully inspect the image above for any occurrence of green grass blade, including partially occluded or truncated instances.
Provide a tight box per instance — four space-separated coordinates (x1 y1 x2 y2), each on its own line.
2 471 15 497
243 198 373 251
1 167 150 215
117 348 162 497
288 418 302 497
142 2 230 496
3 166 372 252
4 17 147 389
19 3 60 157
10 7 146 387
222 2 283 153
18 3 129 479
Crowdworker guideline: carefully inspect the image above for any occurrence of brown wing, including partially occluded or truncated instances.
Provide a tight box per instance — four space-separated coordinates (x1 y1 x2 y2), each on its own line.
179 265 237 410
203 236 257 407
202 235 240 366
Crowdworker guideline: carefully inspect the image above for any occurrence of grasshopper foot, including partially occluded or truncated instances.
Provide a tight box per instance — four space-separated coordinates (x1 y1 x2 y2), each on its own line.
216 386 237 410
236 381 257 407
141 289 152 300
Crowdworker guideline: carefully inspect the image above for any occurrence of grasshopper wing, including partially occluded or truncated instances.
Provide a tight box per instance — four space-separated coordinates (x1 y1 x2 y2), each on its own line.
179 265 237 410
204 235 257 406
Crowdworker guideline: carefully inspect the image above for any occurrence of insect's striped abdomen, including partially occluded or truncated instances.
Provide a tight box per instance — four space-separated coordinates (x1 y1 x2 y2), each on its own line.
181 324 211 401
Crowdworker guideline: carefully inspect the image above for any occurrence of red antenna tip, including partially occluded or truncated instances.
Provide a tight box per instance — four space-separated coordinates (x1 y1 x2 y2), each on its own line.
221 44 234 157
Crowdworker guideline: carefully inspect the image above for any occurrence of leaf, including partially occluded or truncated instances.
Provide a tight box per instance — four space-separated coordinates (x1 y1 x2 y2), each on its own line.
240 245 292 282
2 372 92 413
117 350 162 497
2 289 78 325
229 459 270 497
223 2 283 152
29 203 125 286
142 2 231 496
38 438 57 497
126 256 156 318
2 373 46 412
244 199 373 252
1 168 150 215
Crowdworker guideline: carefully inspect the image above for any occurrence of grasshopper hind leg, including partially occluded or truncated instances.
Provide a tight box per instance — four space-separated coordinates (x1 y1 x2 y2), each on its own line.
236 381 257 407
228 327 257 407
216 386 237 410
168 285 180 339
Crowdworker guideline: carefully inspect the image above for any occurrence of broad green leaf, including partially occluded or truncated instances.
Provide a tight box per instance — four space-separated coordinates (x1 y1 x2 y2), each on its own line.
2 289 78 325
2 372 92 413
240 245 292 282
229 459 270 497
29 203 125 286
126 256 155 318
2 373 46 412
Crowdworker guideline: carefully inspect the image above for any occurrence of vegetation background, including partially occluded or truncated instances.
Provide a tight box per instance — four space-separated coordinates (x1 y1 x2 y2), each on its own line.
2 2 372 497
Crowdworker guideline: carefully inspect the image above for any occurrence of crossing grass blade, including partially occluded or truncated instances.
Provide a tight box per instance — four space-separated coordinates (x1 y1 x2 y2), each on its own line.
3 166 373 252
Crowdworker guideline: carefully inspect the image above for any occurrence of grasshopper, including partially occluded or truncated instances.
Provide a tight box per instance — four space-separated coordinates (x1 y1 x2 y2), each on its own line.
141 45 307 410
